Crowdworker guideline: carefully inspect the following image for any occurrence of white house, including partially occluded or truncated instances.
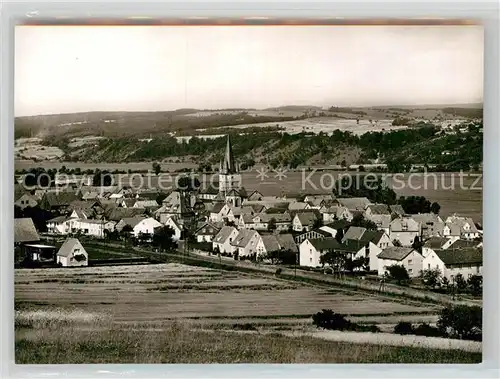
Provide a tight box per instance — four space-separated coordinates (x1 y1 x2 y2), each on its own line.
292 211 319 232
73 219 116 239
231 229 264 258
164 217 182 241
56 238 88 267
318 225 337 238
209 203 231 223
422 248 482 280
131 217 162 238
298 238 342 267
295 228 331 244
342 228 393 271
321 206 353 223
377 246 423 278
410 213 445 238
212 226 239 254
388 217 421 246
46 216 72 235
195 222 221 243
444 216 480 240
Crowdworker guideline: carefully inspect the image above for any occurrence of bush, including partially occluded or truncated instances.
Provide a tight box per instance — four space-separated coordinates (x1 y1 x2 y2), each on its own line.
437 304 482 341
394 321 414 335
413 323 444 338
275 268 282 276
312 309 352 331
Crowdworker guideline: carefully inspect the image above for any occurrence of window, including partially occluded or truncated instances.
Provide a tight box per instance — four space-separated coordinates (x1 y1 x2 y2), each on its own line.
408 269 413 274
428 263 430 269
408 259 412 265
310 257 312 263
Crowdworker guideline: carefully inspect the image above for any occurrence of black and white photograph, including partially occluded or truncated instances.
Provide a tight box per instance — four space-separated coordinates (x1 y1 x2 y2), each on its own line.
13 22 483 364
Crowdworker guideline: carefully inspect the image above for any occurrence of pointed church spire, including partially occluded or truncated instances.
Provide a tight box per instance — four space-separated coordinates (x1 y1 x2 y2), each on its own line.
222 135 237 174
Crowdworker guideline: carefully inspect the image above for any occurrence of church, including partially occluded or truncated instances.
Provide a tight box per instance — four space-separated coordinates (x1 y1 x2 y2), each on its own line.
216 135 247 207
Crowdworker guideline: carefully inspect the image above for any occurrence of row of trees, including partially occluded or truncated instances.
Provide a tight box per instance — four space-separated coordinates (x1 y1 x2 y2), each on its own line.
421 268 482 296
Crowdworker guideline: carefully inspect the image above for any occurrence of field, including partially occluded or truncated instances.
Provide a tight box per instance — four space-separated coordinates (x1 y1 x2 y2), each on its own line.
15 263 482 363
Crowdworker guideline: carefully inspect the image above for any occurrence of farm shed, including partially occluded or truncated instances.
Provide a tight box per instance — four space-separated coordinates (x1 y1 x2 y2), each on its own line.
56 238 88 267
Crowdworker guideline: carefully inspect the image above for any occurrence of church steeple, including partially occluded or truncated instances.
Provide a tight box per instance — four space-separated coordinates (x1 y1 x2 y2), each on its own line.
221 135 237 174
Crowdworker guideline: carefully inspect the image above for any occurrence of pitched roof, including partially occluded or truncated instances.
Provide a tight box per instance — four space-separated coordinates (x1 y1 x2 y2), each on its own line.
195 222 221 235
14 218 40 243
261 235 281 252
42 191 79 207
47 215 69 223
106 207 146 222
389 205 405 215
337 197 372 211
308 237 343 251
434 248 482 266
213 226 238 243
276 233 298 252
325 219 351 230
411 213 443 225
342 226 367 242
448 239 481 250
377 247 416 261
295 211 319 225
134 200 159 208
57 238 85 257
366 204 390 215
122 198 136 207
121 216 148 228
423 236 450 249
231 229 259 247
360 230 386 245
390 217 420 232
211 202 227 214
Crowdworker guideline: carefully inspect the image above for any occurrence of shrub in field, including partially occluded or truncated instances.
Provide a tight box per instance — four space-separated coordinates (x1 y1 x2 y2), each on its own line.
467 275 482 296
412 323 443 338
394 321 414 335
312 309 352 331
275 268 282 276
233 323 258 331
386 264 410 285
437 304 482 341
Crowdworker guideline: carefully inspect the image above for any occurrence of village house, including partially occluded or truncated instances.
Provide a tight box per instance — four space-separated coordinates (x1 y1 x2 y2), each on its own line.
447 238 482 250
116 216 161 238
209 202 232 223
364 204 392 234
155 190 194 226
388 216 421 246
422 248 482 281
377 246 423 278
163 217 182 241
421 236 458 257
195 222 221 243
134 200 160 211
292 211 320 232
39 191 80 212
247 190 264 201
410 213 445 238
295 228 331 244
212 226 239 254
321 205 353 223
389 205 405 217
72 219 116 239
443 215 480 240
46 215 72 235
197 186 219 201
56 238 88 267
298 238 343 267
231 229 264 258
336 197 372 212
259 233 298 257
342 227 393 271
249 213 291 231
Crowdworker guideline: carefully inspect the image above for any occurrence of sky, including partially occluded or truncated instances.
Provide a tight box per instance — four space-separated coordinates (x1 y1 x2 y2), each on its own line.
15 25 484 117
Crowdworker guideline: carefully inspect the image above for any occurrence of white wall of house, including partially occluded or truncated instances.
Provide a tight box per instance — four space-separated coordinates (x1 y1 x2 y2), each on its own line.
210 204 231 223
73 221 112 238
353 242 381 272
377 251 423 278
196 234 213 243
133 218 162 237
57 243 88 267
47 220 72 235
164 218 182 241
422 251 482 280
235 232 263 257
212 229 239 254
298 239 321 267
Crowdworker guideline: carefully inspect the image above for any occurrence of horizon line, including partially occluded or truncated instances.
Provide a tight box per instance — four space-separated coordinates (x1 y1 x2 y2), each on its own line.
15 101 484 118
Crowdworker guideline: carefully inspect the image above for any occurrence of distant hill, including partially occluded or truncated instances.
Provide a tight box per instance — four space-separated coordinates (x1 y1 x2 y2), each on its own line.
14 104 482 140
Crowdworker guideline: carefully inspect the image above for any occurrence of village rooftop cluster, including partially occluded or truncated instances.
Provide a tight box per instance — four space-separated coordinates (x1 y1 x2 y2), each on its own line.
14 136 482 285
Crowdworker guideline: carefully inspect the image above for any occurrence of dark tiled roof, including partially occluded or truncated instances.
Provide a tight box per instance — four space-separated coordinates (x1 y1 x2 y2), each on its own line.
308 238 343 251
378 247 416 261
423 236 450 249
435 248 482 266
